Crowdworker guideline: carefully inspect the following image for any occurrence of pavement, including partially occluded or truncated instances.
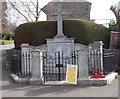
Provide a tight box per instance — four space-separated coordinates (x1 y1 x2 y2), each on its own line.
1 45 119 97
0 44 14 51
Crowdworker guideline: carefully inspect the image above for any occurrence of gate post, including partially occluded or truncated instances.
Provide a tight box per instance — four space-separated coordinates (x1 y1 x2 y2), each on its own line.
29 50 44 84
78 49 89 78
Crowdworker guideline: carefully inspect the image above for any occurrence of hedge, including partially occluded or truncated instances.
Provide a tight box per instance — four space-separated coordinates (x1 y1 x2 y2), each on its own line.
14 19 109 49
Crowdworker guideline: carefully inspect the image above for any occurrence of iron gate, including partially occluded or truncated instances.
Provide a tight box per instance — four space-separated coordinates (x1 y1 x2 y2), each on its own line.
43 51 78 82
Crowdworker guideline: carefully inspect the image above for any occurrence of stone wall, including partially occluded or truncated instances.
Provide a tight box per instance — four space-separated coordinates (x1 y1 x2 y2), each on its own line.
110 31 120 48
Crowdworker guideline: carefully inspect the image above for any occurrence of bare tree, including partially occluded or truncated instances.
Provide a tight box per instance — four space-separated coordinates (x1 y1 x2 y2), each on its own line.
7 0 41 23
110 2 120 32
2 1 8 33
1 1 16 39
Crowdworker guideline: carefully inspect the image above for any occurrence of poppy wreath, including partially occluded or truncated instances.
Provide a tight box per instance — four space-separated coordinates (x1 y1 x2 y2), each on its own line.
90 72 105 78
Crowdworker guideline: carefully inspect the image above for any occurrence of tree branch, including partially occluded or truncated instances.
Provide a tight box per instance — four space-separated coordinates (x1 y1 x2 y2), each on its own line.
8 0 30 21
25 1 36 18
7 0 41 22
110 6 118 18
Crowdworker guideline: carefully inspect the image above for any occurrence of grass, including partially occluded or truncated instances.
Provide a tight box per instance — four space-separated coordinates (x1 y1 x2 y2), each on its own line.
118 75 120 78
3 40 14 45
115 74 120 79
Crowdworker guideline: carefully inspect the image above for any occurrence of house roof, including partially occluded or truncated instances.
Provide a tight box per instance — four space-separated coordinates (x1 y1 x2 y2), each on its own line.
42 0 91 14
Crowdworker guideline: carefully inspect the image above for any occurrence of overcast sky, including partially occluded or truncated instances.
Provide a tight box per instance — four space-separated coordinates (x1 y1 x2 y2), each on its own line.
6 0 120 26
88 0 119 19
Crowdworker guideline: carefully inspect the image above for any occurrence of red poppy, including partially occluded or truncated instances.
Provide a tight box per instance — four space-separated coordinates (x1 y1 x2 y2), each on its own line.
91 72 105 78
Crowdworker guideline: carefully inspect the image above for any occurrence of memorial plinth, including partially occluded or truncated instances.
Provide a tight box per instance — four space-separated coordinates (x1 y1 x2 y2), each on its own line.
47 1 75 57
47 37 74 57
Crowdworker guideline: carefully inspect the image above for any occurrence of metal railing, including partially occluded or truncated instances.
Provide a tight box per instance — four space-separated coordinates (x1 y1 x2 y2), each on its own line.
103 49 118 74
43 51 78 82
88 50 103 76
11 50 32 77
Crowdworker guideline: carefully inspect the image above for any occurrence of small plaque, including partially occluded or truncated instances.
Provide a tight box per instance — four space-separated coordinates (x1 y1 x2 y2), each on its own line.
56 64 63 67
66 64 78 85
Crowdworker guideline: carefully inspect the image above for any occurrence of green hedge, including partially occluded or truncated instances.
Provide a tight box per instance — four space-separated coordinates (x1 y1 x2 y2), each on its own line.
14 19 109 49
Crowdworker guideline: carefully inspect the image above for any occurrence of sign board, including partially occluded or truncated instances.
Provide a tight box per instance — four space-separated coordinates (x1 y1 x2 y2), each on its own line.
66 64 78 84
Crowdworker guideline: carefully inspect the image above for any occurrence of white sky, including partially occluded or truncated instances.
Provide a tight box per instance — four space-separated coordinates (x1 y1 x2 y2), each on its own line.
88 0 119 19
39 0 120 26
7 0 120 26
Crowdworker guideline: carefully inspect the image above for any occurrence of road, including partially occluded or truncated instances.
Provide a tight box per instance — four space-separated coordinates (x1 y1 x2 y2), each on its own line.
0 44 14 51
1 44 14 98
1 45 119 97
2 78 119 97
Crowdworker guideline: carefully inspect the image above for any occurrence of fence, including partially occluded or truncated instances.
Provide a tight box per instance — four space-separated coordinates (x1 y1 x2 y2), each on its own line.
11 50 32 77
88 41 103 76
11 50 21 75
88 48 119 75
103 49 118 74
10 50 78 81
43 51 78 82
21 52 32 77
10 49 119 79
88 50 103 76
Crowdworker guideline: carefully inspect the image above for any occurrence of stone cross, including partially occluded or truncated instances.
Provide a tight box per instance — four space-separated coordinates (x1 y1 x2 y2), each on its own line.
52 2 66 38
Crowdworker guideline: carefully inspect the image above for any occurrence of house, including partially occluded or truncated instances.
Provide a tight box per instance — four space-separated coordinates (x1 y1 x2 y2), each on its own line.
42 0 92 21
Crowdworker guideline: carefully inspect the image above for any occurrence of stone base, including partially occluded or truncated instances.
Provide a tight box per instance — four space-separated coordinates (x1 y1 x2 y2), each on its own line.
29 76 44 85
10 72 117 86
54 35 67 39
77 72 118 86
10 73 30 84
44 81 68 86
43 72 118 86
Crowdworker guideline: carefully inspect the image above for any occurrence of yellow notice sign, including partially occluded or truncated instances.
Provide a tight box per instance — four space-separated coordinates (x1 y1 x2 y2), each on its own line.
66 64 78 85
